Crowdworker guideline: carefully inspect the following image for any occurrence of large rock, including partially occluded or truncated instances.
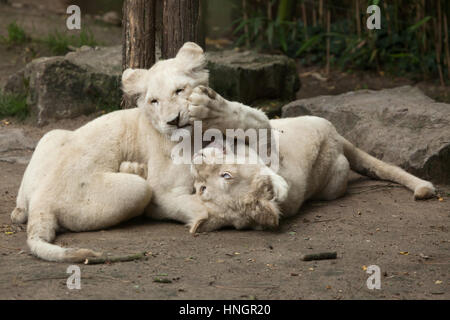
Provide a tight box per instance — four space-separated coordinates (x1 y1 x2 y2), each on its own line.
3 46 300 125
0 128 37 165
206 49 300 104
4 46 122 125
282 86 450 184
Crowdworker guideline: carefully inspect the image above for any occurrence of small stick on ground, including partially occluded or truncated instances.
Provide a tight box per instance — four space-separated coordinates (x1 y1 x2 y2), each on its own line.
84 252 147 265
301 252 337 261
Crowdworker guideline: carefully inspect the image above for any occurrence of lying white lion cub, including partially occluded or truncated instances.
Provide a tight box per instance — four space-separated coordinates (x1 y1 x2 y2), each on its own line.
190 116 436 232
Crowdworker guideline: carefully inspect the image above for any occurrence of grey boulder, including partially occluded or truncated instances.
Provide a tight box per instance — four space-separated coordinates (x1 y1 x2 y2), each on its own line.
0 128 37 165
282 86 450 184
207 49 300 105
4 46 122 125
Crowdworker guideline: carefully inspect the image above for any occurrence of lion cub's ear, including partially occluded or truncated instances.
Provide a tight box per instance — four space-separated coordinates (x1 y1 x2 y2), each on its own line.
122 68 148 96
175 42 208 82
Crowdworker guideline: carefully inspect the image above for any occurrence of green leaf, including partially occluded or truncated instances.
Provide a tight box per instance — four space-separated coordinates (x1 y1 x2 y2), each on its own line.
408 16 431 33
267 22 274 45
295 34 324 56
279 28 288 52
369 49 377 63
232 20 247 35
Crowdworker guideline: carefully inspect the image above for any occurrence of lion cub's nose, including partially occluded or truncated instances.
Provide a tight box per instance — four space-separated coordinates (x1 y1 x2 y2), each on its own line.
167 113 180 127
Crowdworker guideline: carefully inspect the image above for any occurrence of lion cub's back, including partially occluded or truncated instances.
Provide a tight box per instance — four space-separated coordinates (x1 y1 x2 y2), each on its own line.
270 116 338 165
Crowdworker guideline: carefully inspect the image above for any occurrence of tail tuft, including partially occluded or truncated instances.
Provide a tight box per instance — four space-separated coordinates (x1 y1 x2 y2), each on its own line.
414 182 436 200
64 248 102 263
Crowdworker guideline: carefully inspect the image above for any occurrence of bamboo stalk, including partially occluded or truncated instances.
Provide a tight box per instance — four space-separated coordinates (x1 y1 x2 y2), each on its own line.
319 0 323 27
242 0 250 47
416 0 426 75
301 1 308 40
326 9 331 75
267 0 272 21
355 0 361 38
436 0 444 86
433 14 445 86
312 7 317 27
383 1 392 36
267 0 273 47
416 1 420 24
422 0 427 52
443 13 450 80
437 0 442 50
393 0 398 33
417 0 423 56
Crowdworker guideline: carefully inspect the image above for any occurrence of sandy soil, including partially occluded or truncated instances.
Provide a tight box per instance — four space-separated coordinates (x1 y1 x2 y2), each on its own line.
0 117 449 300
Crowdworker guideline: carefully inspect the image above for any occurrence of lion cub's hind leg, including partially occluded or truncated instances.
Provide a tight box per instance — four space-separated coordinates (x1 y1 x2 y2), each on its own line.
11 207 27 224
26 171 152 262
63 172 152 232
316 154 350 201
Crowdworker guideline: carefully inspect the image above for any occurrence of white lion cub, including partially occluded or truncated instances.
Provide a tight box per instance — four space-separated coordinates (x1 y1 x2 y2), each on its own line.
190 116 436 232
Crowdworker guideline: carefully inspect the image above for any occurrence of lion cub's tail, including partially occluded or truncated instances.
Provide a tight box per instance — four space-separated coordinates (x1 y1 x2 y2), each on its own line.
340 137 436 200
26 210 101 262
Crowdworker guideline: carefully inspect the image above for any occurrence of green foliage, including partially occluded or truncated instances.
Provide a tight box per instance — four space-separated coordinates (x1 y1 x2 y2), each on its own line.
41 29 99 55
0 91 28 120
0 21 29 45
1 22 99 56
232 1 449 81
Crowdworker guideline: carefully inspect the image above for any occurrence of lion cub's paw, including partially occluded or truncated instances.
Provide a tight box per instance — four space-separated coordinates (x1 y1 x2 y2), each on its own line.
254 211 279 229
119 161 147 179
11 207 27 224
188 86 222 122
414 182 436 200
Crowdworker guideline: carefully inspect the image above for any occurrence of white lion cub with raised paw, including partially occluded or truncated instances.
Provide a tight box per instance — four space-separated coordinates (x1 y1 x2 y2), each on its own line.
11 42 273 262
190 116 436 233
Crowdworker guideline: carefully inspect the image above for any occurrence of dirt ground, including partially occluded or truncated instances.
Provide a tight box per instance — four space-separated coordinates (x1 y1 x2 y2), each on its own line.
0 1 449 300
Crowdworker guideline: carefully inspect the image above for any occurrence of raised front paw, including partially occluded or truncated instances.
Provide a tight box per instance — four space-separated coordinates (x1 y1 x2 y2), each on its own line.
188 85 224 123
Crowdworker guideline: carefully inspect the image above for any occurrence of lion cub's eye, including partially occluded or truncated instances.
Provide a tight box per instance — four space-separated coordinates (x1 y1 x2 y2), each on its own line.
220 172 233 180
175 88 184 95
150 99 158 105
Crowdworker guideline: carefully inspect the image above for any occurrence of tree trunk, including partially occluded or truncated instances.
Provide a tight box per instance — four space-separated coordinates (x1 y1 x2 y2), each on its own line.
162 0 204 59
122 0 156 108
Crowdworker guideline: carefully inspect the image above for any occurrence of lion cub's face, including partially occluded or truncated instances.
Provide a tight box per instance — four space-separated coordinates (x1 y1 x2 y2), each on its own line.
121 42 208 136
190 145 289 233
